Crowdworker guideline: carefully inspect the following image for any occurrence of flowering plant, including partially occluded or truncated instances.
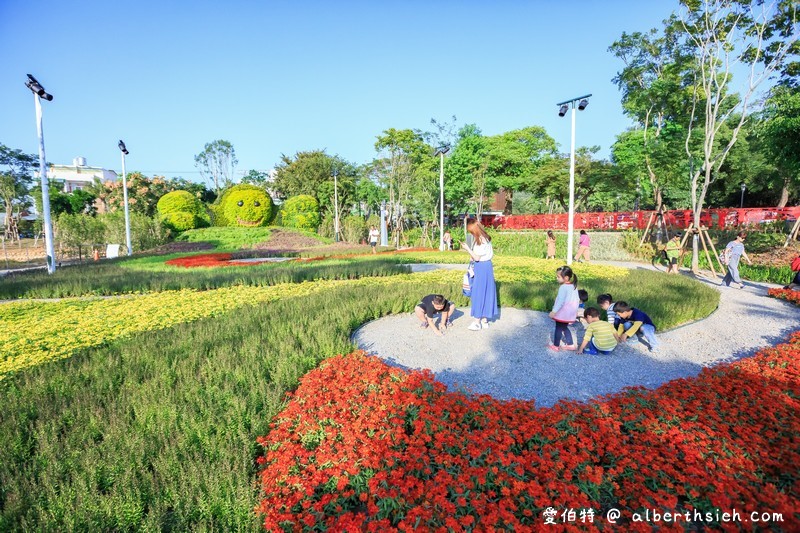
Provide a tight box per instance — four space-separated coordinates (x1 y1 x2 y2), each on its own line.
256 334 800 530
768 288 800 306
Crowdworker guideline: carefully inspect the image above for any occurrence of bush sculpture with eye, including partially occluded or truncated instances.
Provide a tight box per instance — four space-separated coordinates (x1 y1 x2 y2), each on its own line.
156 190 211 232
213 184 275 227
280 195 320 230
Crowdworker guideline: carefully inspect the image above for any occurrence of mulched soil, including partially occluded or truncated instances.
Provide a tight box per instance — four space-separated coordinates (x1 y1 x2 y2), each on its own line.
750 242 800 267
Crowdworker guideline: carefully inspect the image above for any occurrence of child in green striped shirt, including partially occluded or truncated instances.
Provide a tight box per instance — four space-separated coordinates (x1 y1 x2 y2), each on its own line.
577 307 619 355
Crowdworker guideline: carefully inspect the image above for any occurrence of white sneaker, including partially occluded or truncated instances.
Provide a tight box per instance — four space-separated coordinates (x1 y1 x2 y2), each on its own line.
468 322 482 331
481 321 489 329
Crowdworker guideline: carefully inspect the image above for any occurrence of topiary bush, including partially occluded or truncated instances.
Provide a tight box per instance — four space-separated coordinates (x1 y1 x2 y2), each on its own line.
156 190 209 232
213 185 274 227
280 195 320 230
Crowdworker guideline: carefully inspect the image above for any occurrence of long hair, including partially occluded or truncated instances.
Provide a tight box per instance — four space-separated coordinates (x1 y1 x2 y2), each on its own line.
547 230 555 240
557 265 579 288
466 219 491 245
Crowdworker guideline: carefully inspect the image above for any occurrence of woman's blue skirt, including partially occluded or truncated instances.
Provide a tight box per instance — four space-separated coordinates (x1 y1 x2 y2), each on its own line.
470 260 498 320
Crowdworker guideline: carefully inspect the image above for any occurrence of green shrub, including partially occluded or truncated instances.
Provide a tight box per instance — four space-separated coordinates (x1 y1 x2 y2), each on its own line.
156 190 209 232
342 215 366 243
280 195 320 230
100 211 168 252
214 185 274 227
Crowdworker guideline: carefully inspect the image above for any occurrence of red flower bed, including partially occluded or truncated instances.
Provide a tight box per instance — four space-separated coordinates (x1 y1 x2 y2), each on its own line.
165 253 247 268
769 288 800 306
256 333 800 531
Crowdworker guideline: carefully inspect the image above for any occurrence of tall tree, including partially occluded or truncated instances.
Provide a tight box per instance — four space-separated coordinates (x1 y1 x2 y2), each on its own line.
529 147 621 212
609 16 695 210
194 140 238 194
0 144 37 239
755 85 800 207
272 150 357 215
373 129 433 245
679 0 799 270
445 125 489 216
484 126 557 214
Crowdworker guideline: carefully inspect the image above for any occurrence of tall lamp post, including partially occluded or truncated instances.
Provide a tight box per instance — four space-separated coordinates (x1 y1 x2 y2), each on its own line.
118 140 132 256
556 93 591 265
434 145 450 251
740 183 746 209
332 169 340 242
25 74 56 274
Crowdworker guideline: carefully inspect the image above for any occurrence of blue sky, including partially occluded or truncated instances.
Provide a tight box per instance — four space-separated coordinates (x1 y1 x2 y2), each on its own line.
1 1 673 182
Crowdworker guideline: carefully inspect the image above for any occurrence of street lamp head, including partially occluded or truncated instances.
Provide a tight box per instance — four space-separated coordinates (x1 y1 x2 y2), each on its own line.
434 145 450 156
25 74 53 101
578 98 589 110
740 183 746 191
118 140 129 155
558 104 569 117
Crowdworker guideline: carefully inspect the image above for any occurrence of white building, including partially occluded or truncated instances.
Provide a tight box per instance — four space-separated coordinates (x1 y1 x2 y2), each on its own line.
40 157 118 192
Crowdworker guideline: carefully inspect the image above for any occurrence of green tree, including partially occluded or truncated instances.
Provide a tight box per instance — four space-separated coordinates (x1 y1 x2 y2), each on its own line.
529 147 620 212
755 85 800 207
55 212 105 261
609 16 695 210
90 173 174 217
194 140 238 194
373 129 436 245
484 126 557 214
678 0 799 270
272 151 357 216
0 144 37 238
444 125 488 215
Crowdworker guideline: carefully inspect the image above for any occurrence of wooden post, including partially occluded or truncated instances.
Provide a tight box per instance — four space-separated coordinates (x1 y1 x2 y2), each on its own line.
698 226 718 279
704 227 726 275
785 217 800 248
639 212 655 246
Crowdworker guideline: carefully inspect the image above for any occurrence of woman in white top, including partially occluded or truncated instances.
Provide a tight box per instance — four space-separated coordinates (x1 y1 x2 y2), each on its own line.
461 219 498 330
368 225 380 254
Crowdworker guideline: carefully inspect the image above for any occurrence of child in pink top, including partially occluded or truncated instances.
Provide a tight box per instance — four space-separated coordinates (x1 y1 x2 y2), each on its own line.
574 230 591 262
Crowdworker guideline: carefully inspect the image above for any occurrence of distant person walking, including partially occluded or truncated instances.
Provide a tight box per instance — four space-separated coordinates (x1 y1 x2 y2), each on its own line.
664 234 682 274
574 230 591 262
721 231 752 289
461 219 498 330
443 229 452 250
546 230 556 259
369 225 380 254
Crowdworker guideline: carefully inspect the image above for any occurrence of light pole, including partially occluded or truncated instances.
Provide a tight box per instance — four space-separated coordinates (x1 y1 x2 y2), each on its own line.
740 183 746 209
25 74 56 274
332 169 340 242
118 141 132 256
434 145 450 251
557 93 591 265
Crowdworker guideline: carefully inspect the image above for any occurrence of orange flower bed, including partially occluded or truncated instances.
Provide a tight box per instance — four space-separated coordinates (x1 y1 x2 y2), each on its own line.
256 333 800 531
768 288 800 306
164 253 248 268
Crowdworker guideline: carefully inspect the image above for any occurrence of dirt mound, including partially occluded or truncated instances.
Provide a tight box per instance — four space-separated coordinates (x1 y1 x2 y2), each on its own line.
750 242 800 267
251 229 327 252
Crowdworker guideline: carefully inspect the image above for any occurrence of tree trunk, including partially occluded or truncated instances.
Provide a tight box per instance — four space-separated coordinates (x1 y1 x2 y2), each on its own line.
503 189 513 215
777 176 790 208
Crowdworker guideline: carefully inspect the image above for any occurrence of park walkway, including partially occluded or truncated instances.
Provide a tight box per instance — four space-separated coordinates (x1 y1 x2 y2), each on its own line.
355 262 800 407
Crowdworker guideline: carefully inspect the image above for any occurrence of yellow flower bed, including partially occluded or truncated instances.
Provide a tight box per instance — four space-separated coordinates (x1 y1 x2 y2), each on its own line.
0 259 627 379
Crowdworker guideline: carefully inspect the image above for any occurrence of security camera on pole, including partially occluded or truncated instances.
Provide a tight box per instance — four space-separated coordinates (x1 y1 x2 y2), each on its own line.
118 140 132 256
434 145 450 251
556 93 591 266
25 74 56 274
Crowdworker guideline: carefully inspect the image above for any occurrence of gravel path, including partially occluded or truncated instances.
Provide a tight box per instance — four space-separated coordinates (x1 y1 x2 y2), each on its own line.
354 264 800 407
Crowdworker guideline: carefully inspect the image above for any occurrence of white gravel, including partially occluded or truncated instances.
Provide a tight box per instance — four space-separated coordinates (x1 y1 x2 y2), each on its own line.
353 265 800 407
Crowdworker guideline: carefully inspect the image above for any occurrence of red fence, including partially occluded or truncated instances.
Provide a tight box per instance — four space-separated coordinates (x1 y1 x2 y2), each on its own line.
483 207 800 231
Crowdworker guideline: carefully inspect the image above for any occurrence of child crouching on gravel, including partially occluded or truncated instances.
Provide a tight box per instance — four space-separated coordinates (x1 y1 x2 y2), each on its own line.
597 293 618 325
414 294 454 337
613 301 659 352
577 307 619 355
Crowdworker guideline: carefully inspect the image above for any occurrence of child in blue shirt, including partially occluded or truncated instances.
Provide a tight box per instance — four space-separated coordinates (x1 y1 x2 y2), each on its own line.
612 301 659 352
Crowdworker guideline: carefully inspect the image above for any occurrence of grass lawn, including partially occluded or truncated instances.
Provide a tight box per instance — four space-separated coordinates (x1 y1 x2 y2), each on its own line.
0 255 720 530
